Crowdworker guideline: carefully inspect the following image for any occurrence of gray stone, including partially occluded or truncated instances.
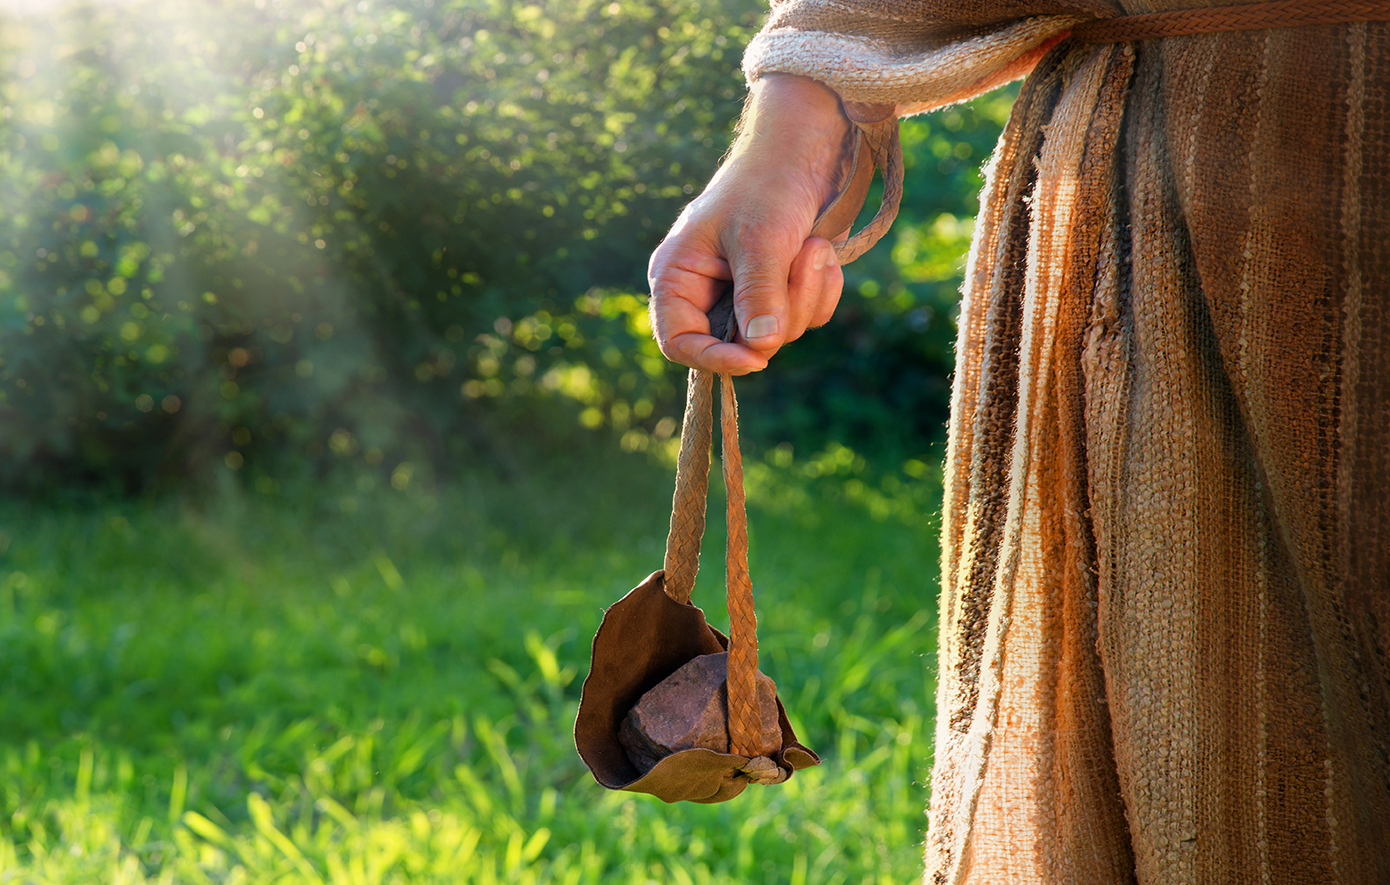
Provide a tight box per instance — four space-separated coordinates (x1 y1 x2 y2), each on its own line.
618 652 782 774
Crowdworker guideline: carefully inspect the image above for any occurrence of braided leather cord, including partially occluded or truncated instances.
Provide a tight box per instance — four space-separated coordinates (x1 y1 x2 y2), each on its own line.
719 371 761 758
1072 0 1390 42
834 117 904 264
663 296 736 604
662 369 713 605
658 293 767 766
656 104 908 768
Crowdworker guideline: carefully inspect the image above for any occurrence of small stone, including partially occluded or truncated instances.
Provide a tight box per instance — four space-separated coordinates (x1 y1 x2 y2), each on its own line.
619 652 782 774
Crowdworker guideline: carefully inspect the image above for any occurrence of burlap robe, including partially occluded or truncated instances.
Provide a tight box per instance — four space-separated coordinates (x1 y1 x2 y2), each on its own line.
746 3 1390 882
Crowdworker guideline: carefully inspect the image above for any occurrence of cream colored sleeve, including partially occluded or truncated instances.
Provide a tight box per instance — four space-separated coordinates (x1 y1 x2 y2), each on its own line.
742 0 1092 116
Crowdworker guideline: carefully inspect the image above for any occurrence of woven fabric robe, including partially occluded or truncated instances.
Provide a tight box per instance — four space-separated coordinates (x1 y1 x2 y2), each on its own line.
745 3 1390 883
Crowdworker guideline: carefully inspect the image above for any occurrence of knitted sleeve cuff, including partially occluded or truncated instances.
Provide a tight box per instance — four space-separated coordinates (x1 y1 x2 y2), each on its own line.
743 13 1079 116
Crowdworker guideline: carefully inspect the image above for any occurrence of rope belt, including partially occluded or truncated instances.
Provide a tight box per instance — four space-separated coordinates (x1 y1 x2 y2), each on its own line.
1072 0 1390 42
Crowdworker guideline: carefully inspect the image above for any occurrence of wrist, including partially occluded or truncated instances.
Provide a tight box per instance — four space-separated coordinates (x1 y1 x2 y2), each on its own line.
742 73 849 148
729 74 852 207
747 73 844 123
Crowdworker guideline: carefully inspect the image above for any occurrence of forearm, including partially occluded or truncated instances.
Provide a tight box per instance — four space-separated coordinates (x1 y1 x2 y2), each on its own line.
716 73 852 215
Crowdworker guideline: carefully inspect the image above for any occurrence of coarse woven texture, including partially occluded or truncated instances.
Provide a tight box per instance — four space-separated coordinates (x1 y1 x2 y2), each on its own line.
746 2 1390 883
1073 0 1390 42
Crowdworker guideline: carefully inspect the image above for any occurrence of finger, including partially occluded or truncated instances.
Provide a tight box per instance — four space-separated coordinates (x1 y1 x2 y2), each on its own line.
650 265 770 374
726 244 798 361
809 245 844 329
664 334 771 375
647 234 731 311
784 237 842 340
809 271 844 329
656 293 771 374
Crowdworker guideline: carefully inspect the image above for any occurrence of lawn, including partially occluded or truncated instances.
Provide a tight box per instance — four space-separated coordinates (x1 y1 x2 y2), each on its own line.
0 442 943 884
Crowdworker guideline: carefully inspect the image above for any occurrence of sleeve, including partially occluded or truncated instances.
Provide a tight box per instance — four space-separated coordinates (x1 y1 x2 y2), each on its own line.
742 0 1115 116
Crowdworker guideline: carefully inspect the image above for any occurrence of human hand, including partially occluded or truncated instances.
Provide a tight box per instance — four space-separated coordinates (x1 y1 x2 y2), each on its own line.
647 74 853 374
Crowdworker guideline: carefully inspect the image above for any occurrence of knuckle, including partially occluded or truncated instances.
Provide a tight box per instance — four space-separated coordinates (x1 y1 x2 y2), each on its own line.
648 237 678 275
651 322 676 354
733 277 784 305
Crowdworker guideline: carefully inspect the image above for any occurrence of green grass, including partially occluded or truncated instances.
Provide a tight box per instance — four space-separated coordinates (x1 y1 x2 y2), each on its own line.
0 442 943 883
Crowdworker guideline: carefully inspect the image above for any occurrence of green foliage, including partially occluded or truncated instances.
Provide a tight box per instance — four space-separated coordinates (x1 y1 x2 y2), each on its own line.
0 447 942 882
0 0 759 490
0 0 1013 492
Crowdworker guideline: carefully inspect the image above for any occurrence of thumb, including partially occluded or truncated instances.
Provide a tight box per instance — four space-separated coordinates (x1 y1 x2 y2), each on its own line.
728 248 794 357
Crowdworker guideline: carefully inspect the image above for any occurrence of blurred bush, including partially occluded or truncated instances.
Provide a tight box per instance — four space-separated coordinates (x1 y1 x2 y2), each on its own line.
0 0 1009 493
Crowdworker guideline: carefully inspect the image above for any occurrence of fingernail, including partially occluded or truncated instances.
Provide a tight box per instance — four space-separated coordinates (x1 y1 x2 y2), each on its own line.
813 246 831 270
745 314 779 340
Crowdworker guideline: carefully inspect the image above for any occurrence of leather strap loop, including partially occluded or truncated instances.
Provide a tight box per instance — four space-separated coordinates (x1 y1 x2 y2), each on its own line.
801 100 904 265
660 288 763 759
662 296 737 604
832 117 904 264
659 95 909 753
662 368 714 605
719 369 760 757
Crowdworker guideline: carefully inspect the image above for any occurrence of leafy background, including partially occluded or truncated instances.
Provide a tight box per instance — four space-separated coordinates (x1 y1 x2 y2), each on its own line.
0 0 1011 493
